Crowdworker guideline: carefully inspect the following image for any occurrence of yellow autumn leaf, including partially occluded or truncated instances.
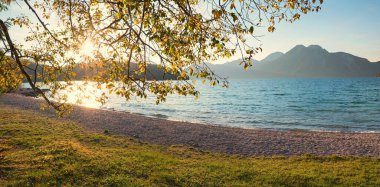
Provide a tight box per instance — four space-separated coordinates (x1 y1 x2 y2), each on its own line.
268 26 275 32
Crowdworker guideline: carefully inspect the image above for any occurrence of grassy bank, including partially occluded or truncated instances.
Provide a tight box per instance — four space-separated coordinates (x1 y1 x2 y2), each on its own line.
0 105 379 186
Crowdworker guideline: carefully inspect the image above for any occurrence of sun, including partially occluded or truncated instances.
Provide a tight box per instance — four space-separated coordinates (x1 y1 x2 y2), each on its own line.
80 39 95 57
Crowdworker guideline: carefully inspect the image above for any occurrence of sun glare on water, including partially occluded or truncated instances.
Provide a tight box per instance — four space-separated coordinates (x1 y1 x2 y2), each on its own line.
64 82 102 108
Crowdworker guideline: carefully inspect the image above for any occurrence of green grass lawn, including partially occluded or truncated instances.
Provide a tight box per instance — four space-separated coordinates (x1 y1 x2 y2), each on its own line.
0 105 379 186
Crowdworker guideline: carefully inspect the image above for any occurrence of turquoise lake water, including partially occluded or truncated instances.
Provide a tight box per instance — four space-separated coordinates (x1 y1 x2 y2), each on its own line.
98 78 380 132
22 77 380 132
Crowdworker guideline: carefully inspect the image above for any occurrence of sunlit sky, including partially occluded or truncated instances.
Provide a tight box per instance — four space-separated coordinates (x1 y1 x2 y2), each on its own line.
254 0 380 62
1 0 380 62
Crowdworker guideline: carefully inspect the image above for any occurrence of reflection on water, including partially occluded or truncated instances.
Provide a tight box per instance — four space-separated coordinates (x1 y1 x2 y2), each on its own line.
23 78 380 132
61 82 103 108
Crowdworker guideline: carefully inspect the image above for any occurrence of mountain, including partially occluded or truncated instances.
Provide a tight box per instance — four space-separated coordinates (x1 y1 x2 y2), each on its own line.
24 62 180 82
72 63 180 80
260 51 284 63
208 45 380 78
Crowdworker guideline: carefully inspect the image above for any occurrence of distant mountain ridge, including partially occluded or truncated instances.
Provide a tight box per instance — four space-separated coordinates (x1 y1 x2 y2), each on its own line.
24 62 180 82
209 45 380 78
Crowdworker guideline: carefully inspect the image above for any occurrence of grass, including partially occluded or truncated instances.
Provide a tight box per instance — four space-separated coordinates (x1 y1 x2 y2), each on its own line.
0 105 379 186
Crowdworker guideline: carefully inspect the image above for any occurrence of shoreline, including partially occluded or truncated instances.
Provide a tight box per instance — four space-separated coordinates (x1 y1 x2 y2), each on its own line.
1 93 379 157
8 92 380 134
99 106 380 134
99 103 380 134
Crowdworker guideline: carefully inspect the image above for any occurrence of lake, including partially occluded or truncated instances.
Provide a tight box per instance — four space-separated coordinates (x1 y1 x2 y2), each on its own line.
24 77 380 132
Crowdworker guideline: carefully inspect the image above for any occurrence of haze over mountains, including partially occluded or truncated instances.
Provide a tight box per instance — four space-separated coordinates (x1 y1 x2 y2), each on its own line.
209 45 380 78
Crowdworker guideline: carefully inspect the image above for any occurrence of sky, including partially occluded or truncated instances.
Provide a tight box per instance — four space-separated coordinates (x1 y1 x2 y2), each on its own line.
1 0 380 62
253 0 380 62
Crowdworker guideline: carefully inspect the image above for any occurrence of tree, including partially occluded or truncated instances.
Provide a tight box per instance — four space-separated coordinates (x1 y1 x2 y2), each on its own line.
0 53 22 93
0 0 323 115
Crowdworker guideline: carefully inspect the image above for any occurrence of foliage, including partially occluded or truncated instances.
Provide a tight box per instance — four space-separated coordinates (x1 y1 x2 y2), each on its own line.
1 105 379 186
0 54 22 93
0 0 323 113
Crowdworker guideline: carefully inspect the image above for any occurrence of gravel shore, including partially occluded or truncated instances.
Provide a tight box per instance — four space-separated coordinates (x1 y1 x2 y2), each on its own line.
1 93 379 157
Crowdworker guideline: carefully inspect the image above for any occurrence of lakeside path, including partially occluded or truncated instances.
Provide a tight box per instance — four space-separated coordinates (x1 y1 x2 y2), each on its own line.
1 93 379 157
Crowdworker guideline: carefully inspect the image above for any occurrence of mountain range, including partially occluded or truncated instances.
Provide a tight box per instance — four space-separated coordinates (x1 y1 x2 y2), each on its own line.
208 45 380 78
24 62 179 82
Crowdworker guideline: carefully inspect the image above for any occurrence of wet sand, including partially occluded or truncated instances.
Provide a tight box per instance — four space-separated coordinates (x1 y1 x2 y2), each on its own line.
1 93 379 157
